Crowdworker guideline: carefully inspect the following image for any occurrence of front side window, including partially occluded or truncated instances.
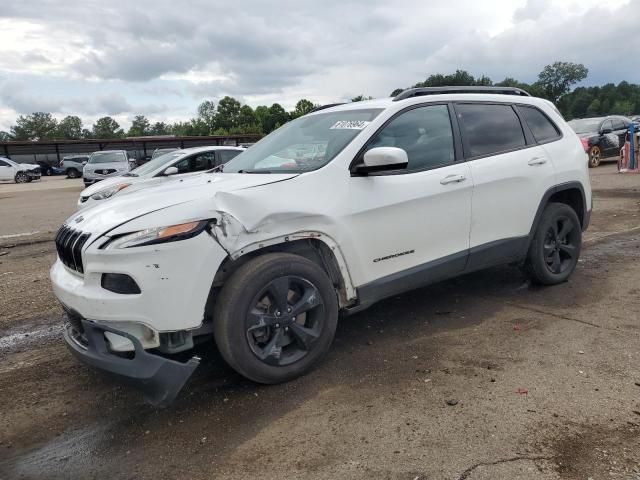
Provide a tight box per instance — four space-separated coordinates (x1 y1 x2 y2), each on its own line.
365 104 455 171
217 150 242 166
131 151 184 176
601 120 613 132
192 152 215 171
88 151 126 164
457 103 526 157
222 108 383 173
519 106 561 143
612 118 626 130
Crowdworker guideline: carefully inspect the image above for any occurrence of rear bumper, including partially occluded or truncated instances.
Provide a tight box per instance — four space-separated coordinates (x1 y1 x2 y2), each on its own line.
63 316 199 406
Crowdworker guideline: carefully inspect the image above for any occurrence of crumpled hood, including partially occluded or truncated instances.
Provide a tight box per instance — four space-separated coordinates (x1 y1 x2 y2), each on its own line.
19 163 40 170
66 173 297 236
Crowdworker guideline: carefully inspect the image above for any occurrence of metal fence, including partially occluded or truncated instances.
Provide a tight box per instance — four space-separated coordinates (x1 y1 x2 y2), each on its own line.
0 134 262 165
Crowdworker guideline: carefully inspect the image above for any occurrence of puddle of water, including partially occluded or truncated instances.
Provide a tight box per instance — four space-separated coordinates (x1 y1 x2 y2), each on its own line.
0 325 62 351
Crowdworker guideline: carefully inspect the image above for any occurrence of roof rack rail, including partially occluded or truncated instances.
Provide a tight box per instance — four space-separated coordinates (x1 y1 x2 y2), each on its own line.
393 86 531 101
308 103 347 113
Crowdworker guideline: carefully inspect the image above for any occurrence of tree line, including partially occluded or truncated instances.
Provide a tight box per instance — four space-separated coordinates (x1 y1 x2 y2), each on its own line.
1 61 638 142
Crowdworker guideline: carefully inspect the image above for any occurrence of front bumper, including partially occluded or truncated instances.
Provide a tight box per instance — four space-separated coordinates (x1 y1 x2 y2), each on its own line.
50 231 227 332
64 315 199 406
27 170 41 180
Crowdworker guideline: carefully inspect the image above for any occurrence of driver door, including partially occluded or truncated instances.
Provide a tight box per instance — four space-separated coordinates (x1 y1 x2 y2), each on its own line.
345 104 473 300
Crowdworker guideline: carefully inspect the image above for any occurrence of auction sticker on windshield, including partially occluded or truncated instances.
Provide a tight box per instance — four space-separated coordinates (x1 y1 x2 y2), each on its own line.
330 120 371 130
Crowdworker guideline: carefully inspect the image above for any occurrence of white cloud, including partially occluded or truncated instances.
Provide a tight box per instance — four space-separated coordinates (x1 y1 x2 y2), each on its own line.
0 0 637 131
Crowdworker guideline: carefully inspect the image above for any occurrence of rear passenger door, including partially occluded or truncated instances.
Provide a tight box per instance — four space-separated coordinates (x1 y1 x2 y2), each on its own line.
455 102 557 269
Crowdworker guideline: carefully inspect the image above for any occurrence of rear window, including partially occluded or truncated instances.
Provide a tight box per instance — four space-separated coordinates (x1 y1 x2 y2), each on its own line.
519 106 561 143
456 103 526 157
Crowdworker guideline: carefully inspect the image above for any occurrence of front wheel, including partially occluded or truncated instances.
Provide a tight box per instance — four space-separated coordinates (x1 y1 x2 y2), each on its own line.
14 172 28 183
588 145 601 168
213 253 338 384
526 203 582 285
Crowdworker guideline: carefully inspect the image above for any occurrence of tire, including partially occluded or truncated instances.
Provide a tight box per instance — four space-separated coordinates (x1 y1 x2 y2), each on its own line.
588 145 601 168
526 202 582 285
67 168 80 179
213 253 339 384
14 172 28 183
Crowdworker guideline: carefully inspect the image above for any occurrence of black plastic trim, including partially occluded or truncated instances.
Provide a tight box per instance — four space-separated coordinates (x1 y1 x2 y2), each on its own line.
353 250 468 312
528 181 589 237
63 317 199 407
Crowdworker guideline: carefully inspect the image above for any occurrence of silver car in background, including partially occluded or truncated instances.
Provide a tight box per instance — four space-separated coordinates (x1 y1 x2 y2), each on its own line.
82 150 133 187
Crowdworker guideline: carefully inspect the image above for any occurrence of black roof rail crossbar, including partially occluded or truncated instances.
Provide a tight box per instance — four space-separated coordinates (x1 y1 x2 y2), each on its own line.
393 86 531 101
308 103 347 113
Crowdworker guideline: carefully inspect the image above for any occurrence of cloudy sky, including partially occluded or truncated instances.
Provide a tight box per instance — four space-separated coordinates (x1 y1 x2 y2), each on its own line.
0 0 635 131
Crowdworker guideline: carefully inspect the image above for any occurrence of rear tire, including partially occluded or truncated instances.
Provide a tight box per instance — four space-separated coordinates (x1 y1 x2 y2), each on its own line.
526 202 582 285
588 145 601 168
213 253 338 384
67 168 80 179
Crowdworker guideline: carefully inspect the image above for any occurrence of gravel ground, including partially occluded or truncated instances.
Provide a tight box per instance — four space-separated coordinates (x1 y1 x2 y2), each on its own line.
0 164 639 480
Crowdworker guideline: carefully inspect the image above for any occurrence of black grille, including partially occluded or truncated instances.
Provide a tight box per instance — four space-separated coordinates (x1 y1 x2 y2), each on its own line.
54 225 90 273
95 169 116 175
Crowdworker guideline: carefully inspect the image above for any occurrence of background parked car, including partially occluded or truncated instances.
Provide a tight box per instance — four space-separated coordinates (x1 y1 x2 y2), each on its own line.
60 155 89 178
82 150 135 187
37 161 65 176
0 157 41 183
568 115 631 167
77 146 244 209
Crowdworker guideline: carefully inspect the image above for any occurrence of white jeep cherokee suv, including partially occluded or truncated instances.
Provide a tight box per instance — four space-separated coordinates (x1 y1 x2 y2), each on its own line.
50 87 592 406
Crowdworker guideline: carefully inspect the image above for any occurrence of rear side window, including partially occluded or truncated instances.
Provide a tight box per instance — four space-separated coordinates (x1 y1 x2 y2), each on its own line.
456 103 526 157
519 106 561 143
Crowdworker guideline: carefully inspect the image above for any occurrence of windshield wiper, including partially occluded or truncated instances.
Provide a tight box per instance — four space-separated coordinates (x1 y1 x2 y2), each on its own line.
123 172 138 177
237 169 272 173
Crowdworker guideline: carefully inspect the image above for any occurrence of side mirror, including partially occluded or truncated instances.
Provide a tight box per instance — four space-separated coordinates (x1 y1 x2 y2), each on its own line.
82 161 87 166
352 147 408 176
164 166 179 176
601 127 613 135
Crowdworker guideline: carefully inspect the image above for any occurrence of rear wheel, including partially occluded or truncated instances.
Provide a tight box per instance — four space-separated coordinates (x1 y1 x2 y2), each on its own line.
213 253 338 384
588 145 601 168
526 203 582 285
67 168 80 179
14 172 28 183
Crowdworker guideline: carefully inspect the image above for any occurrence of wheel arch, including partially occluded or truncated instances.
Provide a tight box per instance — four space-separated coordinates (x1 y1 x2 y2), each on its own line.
207 233 357 315
529 182 589 239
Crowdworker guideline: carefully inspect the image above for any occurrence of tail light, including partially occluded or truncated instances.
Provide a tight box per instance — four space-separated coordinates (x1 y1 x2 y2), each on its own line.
579 137 589 152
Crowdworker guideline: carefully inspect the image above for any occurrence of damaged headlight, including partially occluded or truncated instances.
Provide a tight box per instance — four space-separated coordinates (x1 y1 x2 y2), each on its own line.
105 221 210 249
90 183 131 200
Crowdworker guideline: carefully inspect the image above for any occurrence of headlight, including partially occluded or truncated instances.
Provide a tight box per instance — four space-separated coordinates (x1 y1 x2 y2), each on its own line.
105 221 210 249
90 183 131 200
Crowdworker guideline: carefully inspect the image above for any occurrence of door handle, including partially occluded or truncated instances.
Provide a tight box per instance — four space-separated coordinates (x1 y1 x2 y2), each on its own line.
440 174 466 185
528 157 547 166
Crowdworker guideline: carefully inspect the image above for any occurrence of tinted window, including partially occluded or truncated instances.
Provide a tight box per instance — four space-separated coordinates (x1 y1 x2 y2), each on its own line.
174 153 215 173
366 105 455 171
457 103 526 157
612 118 626 130
520 106 560 143
601 120 613 132
217 150 241 165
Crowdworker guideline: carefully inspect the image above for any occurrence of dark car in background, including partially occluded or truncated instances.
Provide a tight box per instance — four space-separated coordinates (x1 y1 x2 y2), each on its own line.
568 116 631 168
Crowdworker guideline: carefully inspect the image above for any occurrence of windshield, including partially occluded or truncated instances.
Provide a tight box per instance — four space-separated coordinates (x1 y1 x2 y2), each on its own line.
130 151 184 176
222 108 383 173
568 118 603 134
88 151 127 164
152 148 178 158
